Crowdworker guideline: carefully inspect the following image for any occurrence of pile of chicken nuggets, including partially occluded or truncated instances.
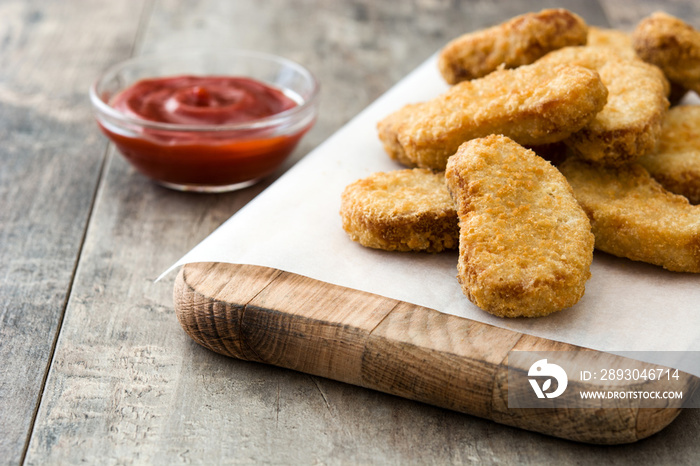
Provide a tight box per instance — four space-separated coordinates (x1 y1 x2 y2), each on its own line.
340 9 700 318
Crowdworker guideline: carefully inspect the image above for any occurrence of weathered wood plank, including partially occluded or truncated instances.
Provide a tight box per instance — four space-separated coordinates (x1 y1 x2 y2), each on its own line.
175 263 696 444
0 1 146 464
20 0 700 464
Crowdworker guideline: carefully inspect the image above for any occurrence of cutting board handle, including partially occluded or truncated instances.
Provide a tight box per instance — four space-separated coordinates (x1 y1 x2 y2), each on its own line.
174 262 696 444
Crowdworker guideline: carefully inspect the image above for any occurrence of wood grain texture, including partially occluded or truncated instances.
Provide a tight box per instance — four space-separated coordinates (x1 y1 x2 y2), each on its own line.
361 301 520 421
175 263 697 445
4 0 697 464
0 1 145 464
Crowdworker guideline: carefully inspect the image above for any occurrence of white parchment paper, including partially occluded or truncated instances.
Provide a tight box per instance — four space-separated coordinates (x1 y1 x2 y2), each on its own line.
163 55 700 377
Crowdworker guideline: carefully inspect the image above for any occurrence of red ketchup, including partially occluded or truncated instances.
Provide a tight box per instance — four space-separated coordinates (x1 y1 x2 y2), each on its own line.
101 76 310 188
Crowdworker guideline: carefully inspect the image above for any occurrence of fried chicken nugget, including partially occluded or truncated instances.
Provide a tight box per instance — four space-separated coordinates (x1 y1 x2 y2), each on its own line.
378 61 608 171
438 8 588 84
587 26 636 59
558 158 700 273
633 12 700 95
587 27 688 103
638 105 700 204
537 46 670 166
445 135 594 318
340 169 458 252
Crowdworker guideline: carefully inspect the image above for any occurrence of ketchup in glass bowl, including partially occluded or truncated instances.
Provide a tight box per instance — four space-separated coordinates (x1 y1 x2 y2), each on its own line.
90 50 319 192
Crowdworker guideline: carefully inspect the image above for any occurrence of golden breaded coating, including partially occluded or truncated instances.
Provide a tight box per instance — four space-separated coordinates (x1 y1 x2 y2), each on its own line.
638 105 700 204
438 8 588 84
340 169 458 253
377 61 608 171
587 27 687 103
633 12 700 95
537 46 670 166
558 158 700 273
444 135 594 318
587 26 636 59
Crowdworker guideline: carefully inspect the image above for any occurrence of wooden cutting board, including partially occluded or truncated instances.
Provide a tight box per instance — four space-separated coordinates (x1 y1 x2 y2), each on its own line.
173 262 698 444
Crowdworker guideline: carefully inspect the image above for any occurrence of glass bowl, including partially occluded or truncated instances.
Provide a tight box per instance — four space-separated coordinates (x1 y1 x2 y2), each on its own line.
90 50 319 192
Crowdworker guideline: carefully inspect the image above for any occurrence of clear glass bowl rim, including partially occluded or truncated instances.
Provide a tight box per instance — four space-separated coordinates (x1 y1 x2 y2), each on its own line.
89 49 320 133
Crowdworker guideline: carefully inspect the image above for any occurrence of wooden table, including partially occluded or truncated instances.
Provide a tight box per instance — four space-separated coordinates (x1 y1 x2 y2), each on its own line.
2 1 698 464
